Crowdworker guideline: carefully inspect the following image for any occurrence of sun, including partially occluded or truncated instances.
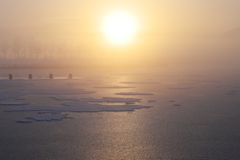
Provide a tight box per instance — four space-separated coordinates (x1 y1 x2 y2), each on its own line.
102 11 138 45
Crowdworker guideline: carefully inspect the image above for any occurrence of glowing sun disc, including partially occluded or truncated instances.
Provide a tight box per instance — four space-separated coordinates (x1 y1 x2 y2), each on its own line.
103 11 138 44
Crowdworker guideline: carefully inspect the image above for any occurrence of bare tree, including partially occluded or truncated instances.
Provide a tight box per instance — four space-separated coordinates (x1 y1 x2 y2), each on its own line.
12 37 22 60
0 40 9 60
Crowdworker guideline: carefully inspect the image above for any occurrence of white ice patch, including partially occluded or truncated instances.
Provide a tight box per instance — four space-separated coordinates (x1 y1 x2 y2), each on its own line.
0 102 30 105
22 89 96 94
115 92 154 95
26 114 72 121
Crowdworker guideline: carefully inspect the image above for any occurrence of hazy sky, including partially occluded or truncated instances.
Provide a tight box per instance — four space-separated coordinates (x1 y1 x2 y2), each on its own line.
0 0 239 66
1 0 239 38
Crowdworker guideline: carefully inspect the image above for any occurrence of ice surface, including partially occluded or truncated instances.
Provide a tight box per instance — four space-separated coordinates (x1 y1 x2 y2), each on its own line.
0 81 33 87
216 85 240 88
0 86 10 89
38 111 62 114
94 86 135 89
22 89 96 94
125 102 135 104
50 96 142 103
0 102 30 105
26 114 72 121
148 100 156 103
194 80 221 83
5 102 153 112
0 91 28 100
66 82 101 86
16 120 33 123
120 82 158 84
168 87 192 89
178 83 197 85
49 96 79 101
115 92 154 95
226 91 238 95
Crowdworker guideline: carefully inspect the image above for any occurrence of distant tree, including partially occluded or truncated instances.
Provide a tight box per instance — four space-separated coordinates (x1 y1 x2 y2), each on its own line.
0 40 9 60
12 37 22 60
41 43 49 60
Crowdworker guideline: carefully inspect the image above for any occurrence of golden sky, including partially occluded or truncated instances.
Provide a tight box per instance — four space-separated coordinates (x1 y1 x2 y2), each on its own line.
0 0 240 66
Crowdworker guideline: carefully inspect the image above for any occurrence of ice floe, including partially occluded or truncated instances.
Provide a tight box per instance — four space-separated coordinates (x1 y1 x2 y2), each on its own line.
115 92 154 95
26 114 72 121
0 102 30 105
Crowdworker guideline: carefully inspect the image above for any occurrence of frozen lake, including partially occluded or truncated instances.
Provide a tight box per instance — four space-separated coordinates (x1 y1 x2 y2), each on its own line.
1 66 240 159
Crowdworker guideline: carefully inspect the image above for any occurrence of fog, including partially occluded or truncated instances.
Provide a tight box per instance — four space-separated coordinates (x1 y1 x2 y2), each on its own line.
0 0 240 68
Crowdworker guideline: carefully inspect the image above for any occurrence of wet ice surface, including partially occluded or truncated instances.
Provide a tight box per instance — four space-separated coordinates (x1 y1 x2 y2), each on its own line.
5 103 153 112
168 87 192 89
1 67 240 160
94 86 135 88
50 96 141 103
22 89 96 94
26 114 72 121
0 91 29 100
115 92 154 95
0 102 30 105
120 81 159 84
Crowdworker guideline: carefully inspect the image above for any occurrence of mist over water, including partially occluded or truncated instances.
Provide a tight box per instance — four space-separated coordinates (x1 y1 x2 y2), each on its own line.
1 0 240 159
